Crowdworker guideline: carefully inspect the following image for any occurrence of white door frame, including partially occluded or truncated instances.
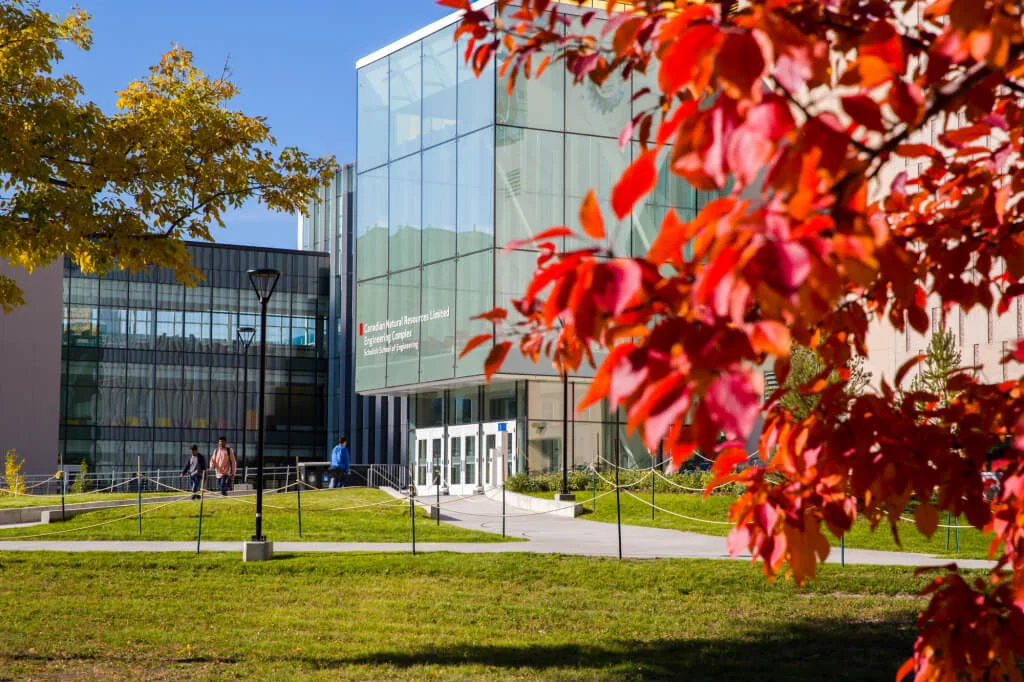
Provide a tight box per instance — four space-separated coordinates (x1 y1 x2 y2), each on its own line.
482 421 516 489
414 427 445 496
447 424 480 496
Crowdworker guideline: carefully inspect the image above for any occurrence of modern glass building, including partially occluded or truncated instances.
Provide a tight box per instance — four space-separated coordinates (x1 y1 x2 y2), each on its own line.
300 166 408 468
59 242 330 475
349 1 722 494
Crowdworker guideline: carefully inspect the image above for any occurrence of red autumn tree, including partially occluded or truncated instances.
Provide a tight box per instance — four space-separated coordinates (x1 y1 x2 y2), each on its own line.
445 0 1024 679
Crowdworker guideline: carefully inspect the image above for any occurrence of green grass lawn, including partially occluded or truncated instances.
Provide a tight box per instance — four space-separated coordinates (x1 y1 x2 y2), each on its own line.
0 551 933 681
0 491 179 509
0 488 514 544
540 489 993 560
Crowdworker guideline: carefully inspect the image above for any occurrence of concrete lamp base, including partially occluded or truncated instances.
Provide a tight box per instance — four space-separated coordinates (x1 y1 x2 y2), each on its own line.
555 493 577 502
242 540 274 562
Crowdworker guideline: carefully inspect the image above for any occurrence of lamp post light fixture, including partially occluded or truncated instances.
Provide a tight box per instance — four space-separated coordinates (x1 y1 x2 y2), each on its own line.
555 317 575 503
236 326 256 482
244 268 280 559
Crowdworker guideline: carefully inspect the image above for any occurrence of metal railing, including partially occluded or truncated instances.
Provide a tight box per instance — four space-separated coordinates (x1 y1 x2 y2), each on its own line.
367 464 407 491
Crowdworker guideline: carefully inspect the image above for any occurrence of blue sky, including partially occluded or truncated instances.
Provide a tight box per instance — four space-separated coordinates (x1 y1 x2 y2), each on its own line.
41 0 457 248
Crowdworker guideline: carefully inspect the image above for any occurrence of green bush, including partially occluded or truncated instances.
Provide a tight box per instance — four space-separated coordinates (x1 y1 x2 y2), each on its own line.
504 467 743 496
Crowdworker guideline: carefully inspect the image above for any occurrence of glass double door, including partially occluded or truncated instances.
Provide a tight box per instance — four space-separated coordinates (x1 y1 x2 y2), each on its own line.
414 422 516 496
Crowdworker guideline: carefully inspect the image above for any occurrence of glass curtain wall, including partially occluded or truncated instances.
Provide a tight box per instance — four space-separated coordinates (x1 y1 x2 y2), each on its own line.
59 244 330 474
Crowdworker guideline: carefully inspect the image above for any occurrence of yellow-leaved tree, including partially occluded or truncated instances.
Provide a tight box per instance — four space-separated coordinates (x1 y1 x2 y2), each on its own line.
0 0 337 310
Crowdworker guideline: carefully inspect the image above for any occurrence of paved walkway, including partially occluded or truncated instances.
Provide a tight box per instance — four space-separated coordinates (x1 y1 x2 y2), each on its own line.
0 492 995 569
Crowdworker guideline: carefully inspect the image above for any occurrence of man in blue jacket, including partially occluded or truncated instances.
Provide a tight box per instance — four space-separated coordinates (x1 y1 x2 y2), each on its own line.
329 436 350 489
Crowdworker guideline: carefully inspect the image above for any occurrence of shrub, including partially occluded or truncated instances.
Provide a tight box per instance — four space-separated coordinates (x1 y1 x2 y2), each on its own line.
70 459 89 494
4 448 25 495
504 467 745 497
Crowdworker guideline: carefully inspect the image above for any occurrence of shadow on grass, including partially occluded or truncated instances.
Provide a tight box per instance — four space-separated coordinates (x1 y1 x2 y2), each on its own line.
325 617 914 681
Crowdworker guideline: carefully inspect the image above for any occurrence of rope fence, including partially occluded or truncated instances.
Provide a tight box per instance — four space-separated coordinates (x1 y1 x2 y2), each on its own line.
0 470 990 561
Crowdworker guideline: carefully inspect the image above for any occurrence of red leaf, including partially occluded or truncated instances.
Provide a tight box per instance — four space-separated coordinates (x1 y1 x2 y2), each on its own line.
591 260 643 316
748 321 791 357
579 189 605 240
437 0 471 8
914 502 939 538
715 31 766 97
860 20 904 73
611 150 658 219
503 226 574 251
459 333 493 359
646 208 686 266
704 367 763 440
658 23 721 97
842 94 885 132
483 341 512 381
895 354 925 388
895 143 938 159
711 447 748 478
472 307 508 323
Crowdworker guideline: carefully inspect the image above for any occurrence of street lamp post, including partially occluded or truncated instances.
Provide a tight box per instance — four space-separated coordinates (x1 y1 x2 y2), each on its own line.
247 268 280 550
236 326 256 482
555 317 574 503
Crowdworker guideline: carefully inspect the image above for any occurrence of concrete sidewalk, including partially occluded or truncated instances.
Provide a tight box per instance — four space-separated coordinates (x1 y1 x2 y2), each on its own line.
0 491 995 569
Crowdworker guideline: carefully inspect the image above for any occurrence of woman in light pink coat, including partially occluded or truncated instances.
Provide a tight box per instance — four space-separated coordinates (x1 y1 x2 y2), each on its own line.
209 437 236 496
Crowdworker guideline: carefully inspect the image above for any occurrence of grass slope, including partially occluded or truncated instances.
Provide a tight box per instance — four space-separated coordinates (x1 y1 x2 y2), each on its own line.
0 488 513 544
550 490 992 560
0 552 931 681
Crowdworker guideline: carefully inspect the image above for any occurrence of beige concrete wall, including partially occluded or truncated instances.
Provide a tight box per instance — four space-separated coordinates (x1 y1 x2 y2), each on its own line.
0 258 63 476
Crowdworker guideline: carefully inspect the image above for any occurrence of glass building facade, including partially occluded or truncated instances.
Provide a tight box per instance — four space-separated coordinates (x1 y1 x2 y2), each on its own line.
59 243 330 475
301 166 408 467
346 0 722 491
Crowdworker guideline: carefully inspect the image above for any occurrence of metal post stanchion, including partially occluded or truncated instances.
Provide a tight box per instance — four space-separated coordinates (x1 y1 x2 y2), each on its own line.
137 455 142 536
591 469 596 513
502 482 506 538
436 467 441 527
296 456 303 538
410 495 416 555
59 452 65 522
840 535 845 567
196 489 205 554
615 437 622 560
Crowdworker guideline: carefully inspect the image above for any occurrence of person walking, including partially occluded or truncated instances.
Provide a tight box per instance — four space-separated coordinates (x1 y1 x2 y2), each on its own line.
329 436 350 489
180 445 207 500
209 437 237 496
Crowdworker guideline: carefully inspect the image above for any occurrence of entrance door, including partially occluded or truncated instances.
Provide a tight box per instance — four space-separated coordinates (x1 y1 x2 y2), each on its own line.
447 424 480 495
414 427 445 496
482 421 516 489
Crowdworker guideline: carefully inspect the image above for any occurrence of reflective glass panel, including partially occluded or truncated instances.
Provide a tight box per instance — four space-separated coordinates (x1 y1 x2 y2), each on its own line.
422 141 457 263
457 128 494 254
389 153 421 271
495 127 563 248
386 268 420 387
390 43 422 160
455 251 494 377
564 20 630 138
457 32 494 134
420 263 455 382
565 134 630 254
357 59 389 172
422 26 457 147
356 167 388 280
355 278 389 391
496 13 563 130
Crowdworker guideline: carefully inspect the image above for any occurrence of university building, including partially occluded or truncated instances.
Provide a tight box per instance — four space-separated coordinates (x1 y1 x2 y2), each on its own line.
340 1 723 495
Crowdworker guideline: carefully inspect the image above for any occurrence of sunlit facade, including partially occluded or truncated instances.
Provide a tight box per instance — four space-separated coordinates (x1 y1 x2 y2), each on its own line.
345 1 722 494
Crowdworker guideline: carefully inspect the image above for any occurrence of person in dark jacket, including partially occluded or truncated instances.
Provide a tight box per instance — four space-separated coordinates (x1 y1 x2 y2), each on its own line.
329 436 350 489
180 445 207 500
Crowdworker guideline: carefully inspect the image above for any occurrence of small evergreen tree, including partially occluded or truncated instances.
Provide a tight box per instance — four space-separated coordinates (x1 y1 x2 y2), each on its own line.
70 459 89 494
779 341 872 419
4 449 25 495
909 328 962 407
